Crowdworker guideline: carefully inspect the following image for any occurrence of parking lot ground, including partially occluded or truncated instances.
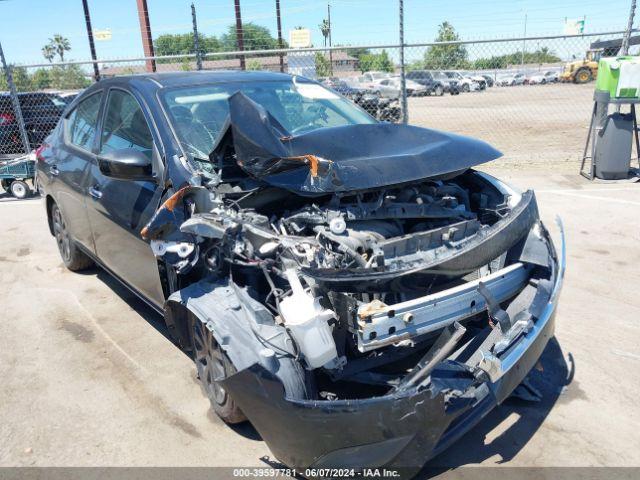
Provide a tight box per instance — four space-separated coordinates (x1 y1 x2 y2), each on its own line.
1 167 639 470
408 82 595 166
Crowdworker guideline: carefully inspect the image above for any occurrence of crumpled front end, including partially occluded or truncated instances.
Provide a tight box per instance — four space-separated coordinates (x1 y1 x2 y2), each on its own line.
147 98 566 473
171 216 564 472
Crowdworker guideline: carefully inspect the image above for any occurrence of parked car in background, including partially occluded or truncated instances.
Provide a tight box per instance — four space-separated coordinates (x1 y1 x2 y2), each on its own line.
405 70 446 96
323 79 401 122
461 71 488 90
497 73 527 86
360 71 393 89
528 71 560 85
443 71 480 92
433 70 460 94
481 74 495 87
0 92 67 157
378 77 427 97
373 78 401 99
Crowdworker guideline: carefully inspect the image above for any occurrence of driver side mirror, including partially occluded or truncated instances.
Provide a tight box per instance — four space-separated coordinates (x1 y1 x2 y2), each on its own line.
97 148 153 180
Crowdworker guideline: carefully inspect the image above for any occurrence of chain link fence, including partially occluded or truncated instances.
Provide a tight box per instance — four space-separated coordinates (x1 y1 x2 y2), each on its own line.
2 30 637 164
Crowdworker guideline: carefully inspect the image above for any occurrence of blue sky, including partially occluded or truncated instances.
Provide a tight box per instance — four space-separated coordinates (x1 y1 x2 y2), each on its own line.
0 0 633 64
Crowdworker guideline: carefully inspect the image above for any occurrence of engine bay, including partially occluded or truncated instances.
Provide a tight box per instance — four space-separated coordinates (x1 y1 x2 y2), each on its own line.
144 160 557 400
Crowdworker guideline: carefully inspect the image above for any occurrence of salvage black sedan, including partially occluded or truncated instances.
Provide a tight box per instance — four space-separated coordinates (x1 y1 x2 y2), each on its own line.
37 72 564 475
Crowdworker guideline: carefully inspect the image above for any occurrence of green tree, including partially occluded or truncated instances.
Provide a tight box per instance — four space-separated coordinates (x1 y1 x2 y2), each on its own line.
319 19 330 47
31 69 51 89
315 52 331 77
47 34 71 62
220 22 282 51
0 66 32 90
359 50 394 73
423 22 469 69
472 48 561 69
42 44 56 63
154 33 220 56
246 58 263 70
49 65 90 89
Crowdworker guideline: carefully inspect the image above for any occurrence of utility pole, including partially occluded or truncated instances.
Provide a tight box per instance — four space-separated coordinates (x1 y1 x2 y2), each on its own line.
327 2 333 76
135 0 156 72
276 0 284 72
0 40 30 154
234 0 245 70
191 3 202 70
520 13 527 69
399 0 408 124
621 0 637 55
81 0 100 81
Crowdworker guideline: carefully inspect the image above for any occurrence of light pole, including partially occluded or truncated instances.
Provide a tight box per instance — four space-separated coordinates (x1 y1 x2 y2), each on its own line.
81 0 100 81
234 0 245 70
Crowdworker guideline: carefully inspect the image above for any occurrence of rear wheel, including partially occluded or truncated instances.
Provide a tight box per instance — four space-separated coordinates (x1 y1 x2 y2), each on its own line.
434 85 444 96
51 203 94 271
575 68 592 84
9 180 30 199
191 315 246 424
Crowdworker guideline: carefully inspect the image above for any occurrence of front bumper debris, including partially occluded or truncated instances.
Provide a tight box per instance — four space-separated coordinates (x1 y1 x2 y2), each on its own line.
219 220 566 473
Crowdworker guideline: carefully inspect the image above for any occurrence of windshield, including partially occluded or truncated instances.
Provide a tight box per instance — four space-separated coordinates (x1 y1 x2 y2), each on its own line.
161 78 376 160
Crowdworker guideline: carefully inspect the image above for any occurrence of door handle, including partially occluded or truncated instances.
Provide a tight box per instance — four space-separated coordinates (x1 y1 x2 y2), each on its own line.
88 185 102 200
50 165 59 176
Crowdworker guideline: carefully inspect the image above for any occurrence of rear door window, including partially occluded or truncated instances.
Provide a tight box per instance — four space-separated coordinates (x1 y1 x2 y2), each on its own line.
100 89 153 159
66 92 103 151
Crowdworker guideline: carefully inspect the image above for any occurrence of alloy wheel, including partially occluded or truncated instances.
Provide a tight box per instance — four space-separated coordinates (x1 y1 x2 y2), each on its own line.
52 205 71 263
193 319 227 406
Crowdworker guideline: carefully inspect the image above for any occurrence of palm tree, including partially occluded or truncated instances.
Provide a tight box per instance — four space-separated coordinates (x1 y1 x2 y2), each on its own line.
319 19 329 47
50 34 71 62
42 44 56 63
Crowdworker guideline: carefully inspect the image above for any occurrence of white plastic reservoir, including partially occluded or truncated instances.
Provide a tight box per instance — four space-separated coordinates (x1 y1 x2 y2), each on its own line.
279 269 338 369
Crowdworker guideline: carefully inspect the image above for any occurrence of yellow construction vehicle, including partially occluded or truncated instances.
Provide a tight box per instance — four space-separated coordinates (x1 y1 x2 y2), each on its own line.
560 36 640 83
560 48 601 83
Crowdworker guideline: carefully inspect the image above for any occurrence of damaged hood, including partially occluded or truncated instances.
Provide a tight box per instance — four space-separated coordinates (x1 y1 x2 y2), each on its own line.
213 92 502 196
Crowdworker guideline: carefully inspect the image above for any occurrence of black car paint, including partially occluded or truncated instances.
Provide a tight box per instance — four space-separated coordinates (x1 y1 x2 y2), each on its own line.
38 72 563 474
216 92 501 195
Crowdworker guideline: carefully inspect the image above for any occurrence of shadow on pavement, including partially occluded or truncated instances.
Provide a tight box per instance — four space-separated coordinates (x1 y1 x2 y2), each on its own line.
420 336 573 474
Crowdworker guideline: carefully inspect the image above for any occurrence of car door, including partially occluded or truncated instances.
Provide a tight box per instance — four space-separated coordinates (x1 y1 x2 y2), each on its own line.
52 90 104 251
85 87 165 308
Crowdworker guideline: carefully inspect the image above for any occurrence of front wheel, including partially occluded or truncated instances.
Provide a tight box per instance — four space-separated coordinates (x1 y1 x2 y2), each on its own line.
9 180 30 199
434 85 444 96
462 83 470 92
191 315 246 424
575 68 592 84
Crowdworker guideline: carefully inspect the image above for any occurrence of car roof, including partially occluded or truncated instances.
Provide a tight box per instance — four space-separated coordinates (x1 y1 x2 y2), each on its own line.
101 70 295 89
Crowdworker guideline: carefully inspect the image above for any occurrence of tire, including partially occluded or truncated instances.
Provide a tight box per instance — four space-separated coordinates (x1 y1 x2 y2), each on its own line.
51 203 94 271
10 180 30 199
434 85 444 96
575 68 592 84
191 315 247 424
1 179 12 191
462 83 470 92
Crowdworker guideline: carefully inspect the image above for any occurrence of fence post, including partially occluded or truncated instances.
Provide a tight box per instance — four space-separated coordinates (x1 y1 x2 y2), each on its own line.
621 0 637 55
191 3 202 70
399 0 408 124
0 40 30 155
